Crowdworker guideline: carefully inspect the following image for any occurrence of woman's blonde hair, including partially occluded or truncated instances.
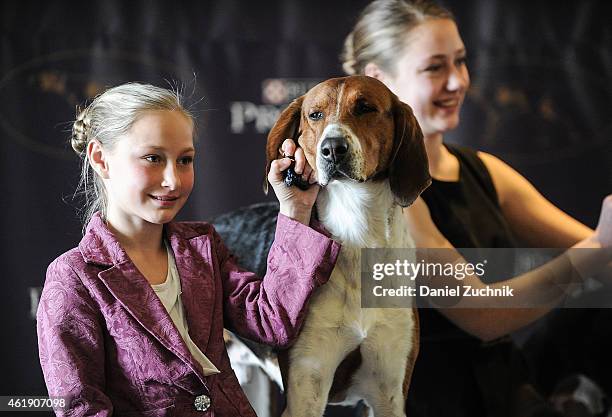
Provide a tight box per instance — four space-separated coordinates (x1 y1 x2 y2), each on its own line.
71 82 193 228
341 0 454 76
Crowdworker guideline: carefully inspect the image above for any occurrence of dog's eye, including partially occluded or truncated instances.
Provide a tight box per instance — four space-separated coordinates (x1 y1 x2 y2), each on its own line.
309 111 324 121
355 101 377 115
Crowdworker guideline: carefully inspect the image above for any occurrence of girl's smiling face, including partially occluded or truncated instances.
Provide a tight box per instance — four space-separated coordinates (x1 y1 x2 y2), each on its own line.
385 18 470 137
101 110 195 228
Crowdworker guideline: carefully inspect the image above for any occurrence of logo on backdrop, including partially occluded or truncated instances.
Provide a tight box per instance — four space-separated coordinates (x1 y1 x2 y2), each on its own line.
229 78 321 134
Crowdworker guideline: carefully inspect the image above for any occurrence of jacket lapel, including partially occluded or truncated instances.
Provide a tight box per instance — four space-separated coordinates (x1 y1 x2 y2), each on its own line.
166 228 216 356
97 264 207 382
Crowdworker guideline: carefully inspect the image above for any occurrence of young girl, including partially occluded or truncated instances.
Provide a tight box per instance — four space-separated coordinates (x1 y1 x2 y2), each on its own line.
36 83 340 417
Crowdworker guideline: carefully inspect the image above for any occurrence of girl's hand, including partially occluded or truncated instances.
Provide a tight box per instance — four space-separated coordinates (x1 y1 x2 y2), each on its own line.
268 139 319 225
594 194 612 249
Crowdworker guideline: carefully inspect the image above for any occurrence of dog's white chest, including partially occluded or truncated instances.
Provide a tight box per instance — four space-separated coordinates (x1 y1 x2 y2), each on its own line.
295 180 415 341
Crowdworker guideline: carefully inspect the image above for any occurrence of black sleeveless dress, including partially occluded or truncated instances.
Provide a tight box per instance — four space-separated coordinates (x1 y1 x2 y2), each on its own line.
405 144 553 417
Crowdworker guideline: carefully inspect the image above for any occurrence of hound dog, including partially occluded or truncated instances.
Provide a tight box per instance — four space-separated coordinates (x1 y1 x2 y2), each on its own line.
264 75 431 417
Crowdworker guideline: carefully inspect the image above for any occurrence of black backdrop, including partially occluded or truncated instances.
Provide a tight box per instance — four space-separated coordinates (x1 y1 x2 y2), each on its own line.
1 0 611 410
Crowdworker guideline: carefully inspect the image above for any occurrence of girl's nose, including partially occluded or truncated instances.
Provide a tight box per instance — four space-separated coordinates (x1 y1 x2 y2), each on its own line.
161 164 180 190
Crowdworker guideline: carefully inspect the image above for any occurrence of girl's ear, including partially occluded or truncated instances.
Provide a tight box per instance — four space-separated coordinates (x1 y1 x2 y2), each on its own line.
87 139 110 179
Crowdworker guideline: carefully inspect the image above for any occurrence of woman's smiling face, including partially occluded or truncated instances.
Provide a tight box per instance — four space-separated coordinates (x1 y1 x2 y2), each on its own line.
385 18 470 137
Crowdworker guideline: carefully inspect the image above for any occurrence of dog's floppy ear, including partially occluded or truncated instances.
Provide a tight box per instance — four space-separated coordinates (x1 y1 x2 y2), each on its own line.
389 99 431 207
263 96 304 194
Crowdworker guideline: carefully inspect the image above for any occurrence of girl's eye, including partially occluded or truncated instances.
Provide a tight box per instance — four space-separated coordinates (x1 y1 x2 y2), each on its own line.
309 111 324 121
179 156 194 165
144 155 161 163
425 64 443 72
456 56 467 66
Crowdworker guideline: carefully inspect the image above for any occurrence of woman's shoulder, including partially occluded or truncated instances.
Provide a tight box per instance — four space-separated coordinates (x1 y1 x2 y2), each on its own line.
443 144 504 169
476 150 512 174
475 150 529 206
476 150 528 183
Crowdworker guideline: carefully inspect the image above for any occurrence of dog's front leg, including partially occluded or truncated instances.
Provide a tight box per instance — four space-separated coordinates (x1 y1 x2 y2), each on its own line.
282 326 360 417
352 312 416 417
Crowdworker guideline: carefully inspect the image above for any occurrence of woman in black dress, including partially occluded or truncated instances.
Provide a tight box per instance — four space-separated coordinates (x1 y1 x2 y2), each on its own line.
341 1 612 416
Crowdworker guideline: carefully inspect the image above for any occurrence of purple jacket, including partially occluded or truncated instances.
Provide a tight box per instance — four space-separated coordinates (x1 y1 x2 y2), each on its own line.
37 212 340 417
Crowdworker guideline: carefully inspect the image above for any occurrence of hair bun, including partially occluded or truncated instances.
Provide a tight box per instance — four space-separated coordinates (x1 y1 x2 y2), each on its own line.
71 109 90 154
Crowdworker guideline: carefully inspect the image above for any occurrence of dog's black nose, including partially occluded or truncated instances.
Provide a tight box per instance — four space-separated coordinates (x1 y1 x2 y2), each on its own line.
320 136 349 164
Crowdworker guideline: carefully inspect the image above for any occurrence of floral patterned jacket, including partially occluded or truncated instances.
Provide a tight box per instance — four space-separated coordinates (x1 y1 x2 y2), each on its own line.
37 212 340 417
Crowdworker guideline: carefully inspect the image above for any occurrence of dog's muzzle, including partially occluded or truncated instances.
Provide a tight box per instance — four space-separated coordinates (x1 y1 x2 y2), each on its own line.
319 136 353 181
321 136 349 164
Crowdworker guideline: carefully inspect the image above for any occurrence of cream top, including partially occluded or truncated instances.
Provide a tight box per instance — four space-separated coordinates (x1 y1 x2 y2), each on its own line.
151 242 220 376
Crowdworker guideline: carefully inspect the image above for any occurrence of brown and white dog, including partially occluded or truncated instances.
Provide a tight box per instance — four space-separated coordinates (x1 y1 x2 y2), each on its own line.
265 75 431 417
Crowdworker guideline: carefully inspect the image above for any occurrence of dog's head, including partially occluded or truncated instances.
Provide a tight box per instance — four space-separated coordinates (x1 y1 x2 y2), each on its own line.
265 75 431 206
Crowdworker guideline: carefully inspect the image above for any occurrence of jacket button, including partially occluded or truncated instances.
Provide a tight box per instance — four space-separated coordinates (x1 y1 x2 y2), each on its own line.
194 394 211 412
